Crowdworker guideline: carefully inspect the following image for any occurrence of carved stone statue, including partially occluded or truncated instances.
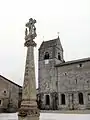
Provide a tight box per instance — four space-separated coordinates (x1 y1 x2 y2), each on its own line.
24 18 37 47
25 28 28 36
25 18 37 40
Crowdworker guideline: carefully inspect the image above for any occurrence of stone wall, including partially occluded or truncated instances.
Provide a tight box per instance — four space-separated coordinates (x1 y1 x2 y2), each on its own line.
38 38 65 110
0 75 22 112
39 59 57 93
38 58 58 110
38 38 90 111
57 61 90 110
8 82 22 112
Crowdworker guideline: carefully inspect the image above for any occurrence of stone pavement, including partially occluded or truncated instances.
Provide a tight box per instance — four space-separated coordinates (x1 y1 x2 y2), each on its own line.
0 113 90 120
41 110 90 114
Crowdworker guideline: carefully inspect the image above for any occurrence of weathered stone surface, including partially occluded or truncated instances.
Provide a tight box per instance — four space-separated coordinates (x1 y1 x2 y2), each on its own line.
57 60 90 110
0 75 22 112
38 37 63 110
22 46 37 100
18 18 39 120
38 36 90 111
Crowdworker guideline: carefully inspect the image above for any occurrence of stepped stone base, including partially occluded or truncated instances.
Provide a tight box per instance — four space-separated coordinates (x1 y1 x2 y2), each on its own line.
18 116 39 120
18 104 40 120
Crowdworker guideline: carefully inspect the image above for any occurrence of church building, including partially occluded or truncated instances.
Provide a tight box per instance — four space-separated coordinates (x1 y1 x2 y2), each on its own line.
38 36 90 110
0 75 22 112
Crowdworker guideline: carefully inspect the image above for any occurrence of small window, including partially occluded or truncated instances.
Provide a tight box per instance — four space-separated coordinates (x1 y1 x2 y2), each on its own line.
56 81 58 87
86 80 89 83
64 72 67 76
4 91 6 93
58 53 61 60
75 79 77 84
79 64 82 67
44 52 49 60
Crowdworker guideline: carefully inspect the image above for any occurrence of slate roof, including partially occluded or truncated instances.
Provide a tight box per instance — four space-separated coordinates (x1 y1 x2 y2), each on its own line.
0 75 22 88
39 36 63 50
39 39 57 49
55 57 90 67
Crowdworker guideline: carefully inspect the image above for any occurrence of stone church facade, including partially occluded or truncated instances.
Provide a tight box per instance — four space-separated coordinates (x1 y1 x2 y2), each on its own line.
38 37 90 110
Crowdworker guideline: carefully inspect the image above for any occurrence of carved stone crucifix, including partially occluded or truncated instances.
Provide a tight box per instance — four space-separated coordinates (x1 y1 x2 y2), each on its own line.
25 18 36 36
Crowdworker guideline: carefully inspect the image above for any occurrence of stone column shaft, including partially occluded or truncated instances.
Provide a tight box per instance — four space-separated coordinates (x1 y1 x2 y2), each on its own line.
22 46 36 102
18 18 39 120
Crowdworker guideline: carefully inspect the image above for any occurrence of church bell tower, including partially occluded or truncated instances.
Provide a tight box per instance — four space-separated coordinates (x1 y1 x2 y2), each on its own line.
38 36 64 110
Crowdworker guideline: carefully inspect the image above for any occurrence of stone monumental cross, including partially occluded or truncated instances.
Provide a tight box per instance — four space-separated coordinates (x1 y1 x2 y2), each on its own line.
18 18 40 120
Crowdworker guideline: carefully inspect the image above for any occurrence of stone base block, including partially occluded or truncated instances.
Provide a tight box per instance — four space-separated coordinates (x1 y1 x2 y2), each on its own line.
18 116 39 120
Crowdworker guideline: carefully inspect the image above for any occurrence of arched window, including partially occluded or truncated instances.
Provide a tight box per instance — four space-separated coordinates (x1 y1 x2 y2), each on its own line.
61 94 65 105
45 95 50 105
78 93 84 104
88 94 90 101
75 79 77 84
44 52 49 60
0 100 1 105
58 53 61 60
79 63 82 67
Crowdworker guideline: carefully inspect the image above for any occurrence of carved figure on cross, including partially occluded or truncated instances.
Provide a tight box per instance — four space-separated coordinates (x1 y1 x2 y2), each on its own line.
24 18 37 47
25 18 36 37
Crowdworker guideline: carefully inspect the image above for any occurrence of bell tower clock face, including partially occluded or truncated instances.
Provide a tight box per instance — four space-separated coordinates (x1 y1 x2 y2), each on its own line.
45 59 49 64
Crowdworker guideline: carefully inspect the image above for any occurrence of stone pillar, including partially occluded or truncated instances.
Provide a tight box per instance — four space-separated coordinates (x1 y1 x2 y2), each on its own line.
73 92 78 110
18 18 40 120
58 93 61 109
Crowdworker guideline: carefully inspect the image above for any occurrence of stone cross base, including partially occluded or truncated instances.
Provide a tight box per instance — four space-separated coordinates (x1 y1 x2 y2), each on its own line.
18 116 39 120
18 105 40 120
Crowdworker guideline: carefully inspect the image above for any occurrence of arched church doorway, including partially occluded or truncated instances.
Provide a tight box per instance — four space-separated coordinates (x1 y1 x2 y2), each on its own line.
78 93 84 105
45 95 50 105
